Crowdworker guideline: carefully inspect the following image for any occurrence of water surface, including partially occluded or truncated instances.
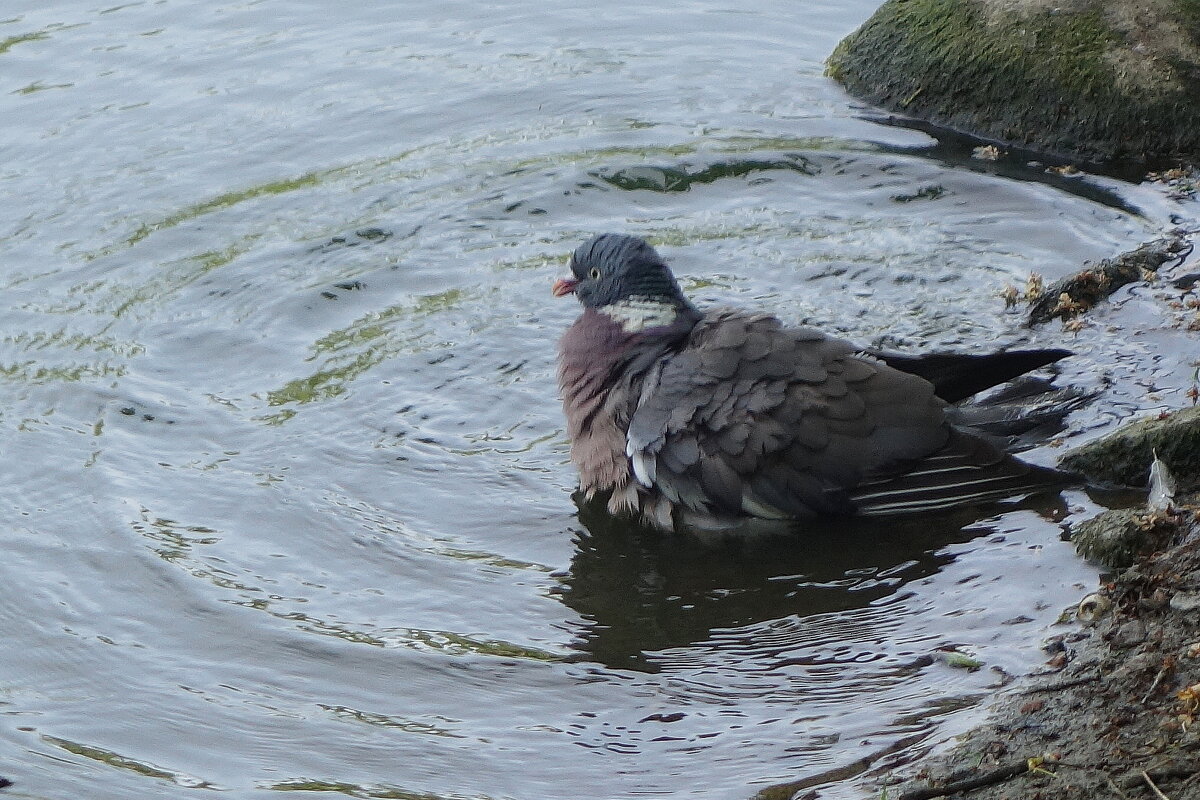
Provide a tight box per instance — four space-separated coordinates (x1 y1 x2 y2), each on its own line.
1 2 1192 799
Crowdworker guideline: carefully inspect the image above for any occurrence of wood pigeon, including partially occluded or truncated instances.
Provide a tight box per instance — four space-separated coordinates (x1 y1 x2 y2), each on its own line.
554 233 1072 531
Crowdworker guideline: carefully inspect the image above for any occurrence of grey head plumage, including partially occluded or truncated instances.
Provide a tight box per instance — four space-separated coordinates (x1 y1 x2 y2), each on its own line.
554 233 695 315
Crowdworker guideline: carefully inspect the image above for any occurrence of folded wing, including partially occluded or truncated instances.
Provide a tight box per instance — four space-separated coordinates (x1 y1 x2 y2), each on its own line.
626 310 1063 520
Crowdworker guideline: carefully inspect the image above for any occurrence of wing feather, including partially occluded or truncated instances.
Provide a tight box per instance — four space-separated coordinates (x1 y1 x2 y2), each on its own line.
626 309 949 517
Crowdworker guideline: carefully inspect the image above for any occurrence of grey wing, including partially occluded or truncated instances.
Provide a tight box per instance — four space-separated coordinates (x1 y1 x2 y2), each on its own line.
625 311 951 519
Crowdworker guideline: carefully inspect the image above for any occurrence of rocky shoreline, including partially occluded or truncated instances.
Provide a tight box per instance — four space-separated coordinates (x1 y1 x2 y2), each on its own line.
886 499 1200 800
878 401 1200 798
878 195 1200 800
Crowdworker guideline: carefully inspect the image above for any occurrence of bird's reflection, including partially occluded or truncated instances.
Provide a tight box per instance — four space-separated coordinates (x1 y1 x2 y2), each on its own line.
558 491 1069 672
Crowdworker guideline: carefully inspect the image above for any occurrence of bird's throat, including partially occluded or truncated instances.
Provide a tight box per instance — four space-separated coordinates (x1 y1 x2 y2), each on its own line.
598 297 679 333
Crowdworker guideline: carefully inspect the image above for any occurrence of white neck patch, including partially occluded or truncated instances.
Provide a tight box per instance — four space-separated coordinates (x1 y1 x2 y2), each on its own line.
600 297 678 332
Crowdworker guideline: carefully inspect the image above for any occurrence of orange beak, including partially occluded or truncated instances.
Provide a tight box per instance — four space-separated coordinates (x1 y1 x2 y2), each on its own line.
552 277 578 297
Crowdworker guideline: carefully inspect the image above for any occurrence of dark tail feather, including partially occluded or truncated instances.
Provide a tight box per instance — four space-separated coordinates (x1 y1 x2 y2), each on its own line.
949 380 1094 441
871 348 1071 404
850 429 1070 516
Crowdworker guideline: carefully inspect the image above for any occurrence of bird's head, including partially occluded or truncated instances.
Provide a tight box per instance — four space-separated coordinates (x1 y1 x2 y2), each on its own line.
553 234 691 313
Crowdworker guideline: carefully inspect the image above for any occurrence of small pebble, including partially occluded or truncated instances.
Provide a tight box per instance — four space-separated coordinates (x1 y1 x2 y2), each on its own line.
1169 592 1200 613
1106 619 1147 649
1139 588 1170 611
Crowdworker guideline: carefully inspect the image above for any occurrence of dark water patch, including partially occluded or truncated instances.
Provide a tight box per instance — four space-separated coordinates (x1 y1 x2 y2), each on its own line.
891 184 947 202
593 155 820 193
562 494 1070 672
869 115 1149 213
311 227 405 255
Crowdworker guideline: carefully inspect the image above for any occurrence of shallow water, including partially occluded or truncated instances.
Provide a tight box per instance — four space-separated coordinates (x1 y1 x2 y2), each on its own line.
1 2 1196 799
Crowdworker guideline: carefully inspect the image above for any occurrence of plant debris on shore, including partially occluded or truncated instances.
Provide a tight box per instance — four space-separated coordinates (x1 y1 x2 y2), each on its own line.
1014 232 1195 326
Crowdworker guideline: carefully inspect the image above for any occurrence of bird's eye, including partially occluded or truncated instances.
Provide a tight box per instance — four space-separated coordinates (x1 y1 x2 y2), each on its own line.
588 267 601 280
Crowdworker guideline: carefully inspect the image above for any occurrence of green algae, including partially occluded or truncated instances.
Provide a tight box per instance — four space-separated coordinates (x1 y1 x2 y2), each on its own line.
262 288 469 418
42 736 193 784
0 360 126 384
0 31 47 55
264 780 487 800
12 80 72 94
319 705 466 737
120 174 322 251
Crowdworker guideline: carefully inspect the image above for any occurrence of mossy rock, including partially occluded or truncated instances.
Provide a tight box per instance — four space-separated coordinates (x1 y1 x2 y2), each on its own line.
1060 406 1200 489
1072 508 1162 568
827 0 1200 162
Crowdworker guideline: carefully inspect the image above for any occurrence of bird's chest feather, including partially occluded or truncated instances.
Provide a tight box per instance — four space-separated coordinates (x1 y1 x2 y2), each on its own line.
556 311 648 495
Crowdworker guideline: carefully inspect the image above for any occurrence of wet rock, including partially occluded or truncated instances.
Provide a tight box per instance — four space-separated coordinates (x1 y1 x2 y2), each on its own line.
1071 508 1158 568
827 0 1200 162
1108 649 1159 679
1060 406 1200 490
1104 618 1148 649
1140 587 1171 611
1043 651 1068 670
1117 760 1200 792
1173 271 1200 290
1149 165 1200 201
